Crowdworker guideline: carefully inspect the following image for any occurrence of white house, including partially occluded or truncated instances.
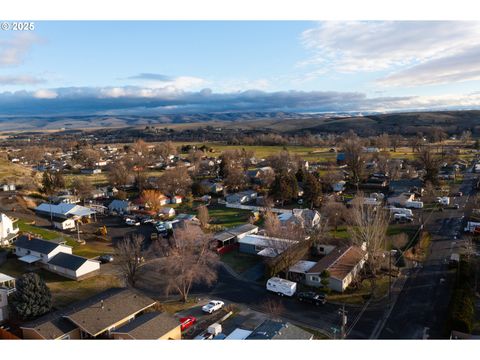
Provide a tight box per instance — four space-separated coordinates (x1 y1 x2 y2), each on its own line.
108 200 131 215
161 207 176 218
0 213 19 246
46 253 100 280
14 236 73 265
0 273 15 323
52 217 76 231
170 195 183 204
278 209 321 230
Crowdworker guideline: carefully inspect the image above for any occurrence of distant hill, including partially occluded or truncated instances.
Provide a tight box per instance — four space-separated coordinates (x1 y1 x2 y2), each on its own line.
0 110 479 135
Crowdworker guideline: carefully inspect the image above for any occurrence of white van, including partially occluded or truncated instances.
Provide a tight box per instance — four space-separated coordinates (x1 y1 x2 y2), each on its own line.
388 207 413 217
266 277 297 297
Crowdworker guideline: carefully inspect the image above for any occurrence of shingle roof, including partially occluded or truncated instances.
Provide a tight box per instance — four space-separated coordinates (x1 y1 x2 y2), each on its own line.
112 312 179 339
47 252 89 271
308 245 367 280
15 236 62 255
246 320 313 340
22 288 156 339
64 288 156 337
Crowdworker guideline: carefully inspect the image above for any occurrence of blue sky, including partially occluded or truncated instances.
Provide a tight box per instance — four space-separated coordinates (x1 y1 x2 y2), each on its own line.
1 21 480 115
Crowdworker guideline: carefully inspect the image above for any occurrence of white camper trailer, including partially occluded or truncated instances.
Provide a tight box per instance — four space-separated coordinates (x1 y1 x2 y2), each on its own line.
266 277 297 297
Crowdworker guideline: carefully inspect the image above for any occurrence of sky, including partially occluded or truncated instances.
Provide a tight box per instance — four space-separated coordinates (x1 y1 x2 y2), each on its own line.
1 21 480 116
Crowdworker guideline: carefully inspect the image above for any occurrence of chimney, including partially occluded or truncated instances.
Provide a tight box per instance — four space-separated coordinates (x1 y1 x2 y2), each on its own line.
101 300 104 309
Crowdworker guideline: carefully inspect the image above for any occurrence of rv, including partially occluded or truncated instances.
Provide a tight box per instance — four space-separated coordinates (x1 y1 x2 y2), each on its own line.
388 207 413 217
437 197 450 206
266 277 297 297
405 200 424 209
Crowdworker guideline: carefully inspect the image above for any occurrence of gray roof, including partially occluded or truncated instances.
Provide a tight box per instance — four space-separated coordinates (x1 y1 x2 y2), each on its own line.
112 312 179 339
22 288 157 339
47 252 89 271
64 288 156 337
246 320 313 340
15 236 62 255
214 223 258 242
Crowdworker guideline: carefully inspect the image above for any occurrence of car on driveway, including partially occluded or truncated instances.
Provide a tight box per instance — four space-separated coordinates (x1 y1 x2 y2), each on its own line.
202 300 225 314
180 316 197 331
98 254 114 263
297 291 327 306
125 218 140 226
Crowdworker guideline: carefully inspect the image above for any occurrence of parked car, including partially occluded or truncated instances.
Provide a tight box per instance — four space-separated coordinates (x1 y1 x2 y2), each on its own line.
141 217 155 224
98 254 114 263
455 191 463 197
180 316 197 331
297 291 327 306
125 218 140 226
202 300 225 314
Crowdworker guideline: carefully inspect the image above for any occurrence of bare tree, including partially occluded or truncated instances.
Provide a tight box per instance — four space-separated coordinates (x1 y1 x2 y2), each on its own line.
158 167 193 196
260 298 285 320
115 234 146 287
154 141 177 162
417 146 442 184
159 224 219 302
107 161 133 187
347 193 389 291
71 176 93 203
321 197 348 236
197 205 210 229
341 134 364 188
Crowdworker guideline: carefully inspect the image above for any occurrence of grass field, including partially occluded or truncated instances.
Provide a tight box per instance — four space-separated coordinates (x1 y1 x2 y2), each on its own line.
17 218 111 258
0 258 121 307
208 204 253 228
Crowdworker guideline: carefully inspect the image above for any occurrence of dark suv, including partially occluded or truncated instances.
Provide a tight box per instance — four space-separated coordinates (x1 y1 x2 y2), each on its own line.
297 291 327 306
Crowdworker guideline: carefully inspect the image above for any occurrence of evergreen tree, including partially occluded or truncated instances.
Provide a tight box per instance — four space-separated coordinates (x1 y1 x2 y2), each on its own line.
303 171 322 208
9 273 52 320
270 171 298 206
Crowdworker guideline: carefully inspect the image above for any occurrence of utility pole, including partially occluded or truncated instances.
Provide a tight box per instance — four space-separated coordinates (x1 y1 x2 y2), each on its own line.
339 304 348 339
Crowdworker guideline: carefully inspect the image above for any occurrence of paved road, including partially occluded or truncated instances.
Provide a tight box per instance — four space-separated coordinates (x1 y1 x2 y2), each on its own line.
375 172 478 339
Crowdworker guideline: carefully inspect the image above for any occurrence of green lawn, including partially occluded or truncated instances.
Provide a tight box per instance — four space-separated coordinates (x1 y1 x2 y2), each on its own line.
17 218 111 258
0 257 120 308
329 225 350 240
221 251 262 274
208 204 253 228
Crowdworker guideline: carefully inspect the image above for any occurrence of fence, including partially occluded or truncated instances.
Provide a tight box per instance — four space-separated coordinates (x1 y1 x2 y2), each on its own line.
219 199 293 214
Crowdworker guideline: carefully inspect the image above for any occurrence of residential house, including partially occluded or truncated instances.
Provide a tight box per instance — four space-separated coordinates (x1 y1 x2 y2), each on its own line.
389 178 424 195
278 209 321 230
288 260 317 283
14 236 73 265
225 190 257 204
170 195 183 204
35 203 96 220
0 273 15 323
160 207 176 218
80 168 102 175
238 234 297 257
0 213 19 246
214 224 259 254
111 312 181 340
245 319 313 340
14 236 99 280
21 288 157 339
107 200 132 215
46 252 100 280
305 245 367 292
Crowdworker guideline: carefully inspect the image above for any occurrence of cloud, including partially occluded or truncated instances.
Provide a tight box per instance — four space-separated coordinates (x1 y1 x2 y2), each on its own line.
0 33 41 67
126 73 207 90
0 85 479 116
300 21 480 86
377 46 480 87
33 89 58 99
0 75 46 85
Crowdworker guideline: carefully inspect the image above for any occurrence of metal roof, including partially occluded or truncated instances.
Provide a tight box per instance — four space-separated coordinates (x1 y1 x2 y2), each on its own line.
18 255 42 264
15 236 65 255
47 252 90 271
